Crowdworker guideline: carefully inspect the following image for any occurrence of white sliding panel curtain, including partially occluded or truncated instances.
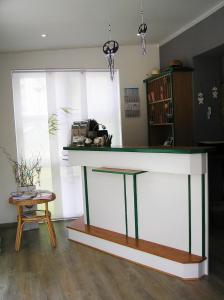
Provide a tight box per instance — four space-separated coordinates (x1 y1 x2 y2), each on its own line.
45 72 84 219
86 71 122 145
12 72 84 219
12 70 121 219
12 72 56 215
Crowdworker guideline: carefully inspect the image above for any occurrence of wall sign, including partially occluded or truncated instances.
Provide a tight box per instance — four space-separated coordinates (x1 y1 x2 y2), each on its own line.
124 88 140 117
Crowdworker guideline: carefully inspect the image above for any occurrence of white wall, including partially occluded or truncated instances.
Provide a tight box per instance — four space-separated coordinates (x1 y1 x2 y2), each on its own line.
0 44 159 224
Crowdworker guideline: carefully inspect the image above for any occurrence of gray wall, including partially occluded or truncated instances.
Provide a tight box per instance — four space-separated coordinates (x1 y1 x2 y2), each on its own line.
160 7 224 68
222 56 224 82
193 55 223 142
160 7 224 144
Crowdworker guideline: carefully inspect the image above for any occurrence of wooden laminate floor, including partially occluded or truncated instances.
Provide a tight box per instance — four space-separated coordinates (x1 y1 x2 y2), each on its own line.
0 221 224 300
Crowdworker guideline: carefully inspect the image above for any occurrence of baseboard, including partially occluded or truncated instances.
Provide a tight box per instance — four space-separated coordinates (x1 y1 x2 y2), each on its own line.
0 222 17 229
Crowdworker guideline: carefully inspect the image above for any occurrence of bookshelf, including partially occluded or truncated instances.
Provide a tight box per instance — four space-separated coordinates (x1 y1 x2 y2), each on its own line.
145 68 194 146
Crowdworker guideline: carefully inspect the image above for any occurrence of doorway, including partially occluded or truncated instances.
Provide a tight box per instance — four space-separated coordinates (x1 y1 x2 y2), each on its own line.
193 45 224 274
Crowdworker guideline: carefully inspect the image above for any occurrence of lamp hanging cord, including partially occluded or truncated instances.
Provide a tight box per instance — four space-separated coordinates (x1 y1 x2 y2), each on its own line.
108 24 112 41
103 22 119 81
137 0 148 55
140 0 144 24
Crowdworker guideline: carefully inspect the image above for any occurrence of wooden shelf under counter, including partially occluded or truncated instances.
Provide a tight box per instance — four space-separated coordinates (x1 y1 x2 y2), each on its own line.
68 217 205 265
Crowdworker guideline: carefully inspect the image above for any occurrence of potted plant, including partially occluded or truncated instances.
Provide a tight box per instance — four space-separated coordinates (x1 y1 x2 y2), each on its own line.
1 147 42 231
0 146 41 193
12 157 41 193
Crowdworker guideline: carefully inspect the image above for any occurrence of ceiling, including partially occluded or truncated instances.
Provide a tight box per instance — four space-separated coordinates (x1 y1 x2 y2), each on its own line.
0 0 223 52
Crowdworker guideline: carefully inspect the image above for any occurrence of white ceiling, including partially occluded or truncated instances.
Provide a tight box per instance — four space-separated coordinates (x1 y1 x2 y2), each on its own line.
0 0 223 52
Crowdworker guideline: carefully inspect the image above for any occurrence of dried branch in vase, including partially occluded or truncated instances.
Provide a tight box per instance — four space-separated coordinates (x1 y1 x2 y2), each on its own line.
0 146 41 188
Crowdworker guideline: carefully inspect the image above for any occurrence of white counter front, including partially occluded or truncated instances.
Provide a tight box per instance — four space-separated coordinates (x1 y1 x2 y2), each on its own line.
64 146 210 279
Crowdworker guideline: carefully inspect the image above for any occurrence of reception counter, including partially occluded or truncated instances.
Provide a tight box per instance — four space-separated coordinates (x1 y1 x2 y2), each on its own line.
64 146 210 279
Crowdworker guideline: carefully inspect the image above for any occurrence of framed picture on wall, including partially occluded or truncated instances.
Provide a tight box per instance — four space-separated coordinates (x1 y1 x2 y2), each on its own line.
124 88 140 117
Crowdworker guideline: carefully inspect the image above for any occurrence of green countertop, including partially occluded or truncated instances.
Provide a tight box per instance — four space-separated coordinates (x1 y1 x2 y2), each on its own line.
63 145 213 154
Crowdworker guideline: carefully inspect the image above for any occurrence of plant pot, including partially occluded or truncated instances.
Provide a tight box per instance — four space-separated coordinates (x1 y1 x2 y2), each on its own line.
18 185 36 193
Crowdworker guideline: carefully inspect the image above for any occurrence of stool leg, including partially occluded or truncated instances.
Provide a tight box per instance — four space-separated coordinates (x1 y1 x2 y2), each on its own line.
50 218 56 241
46 215 56 248
15 219 21 251
15 206 23 252
45 202 56 247
16 222 24 252
49 217 56 245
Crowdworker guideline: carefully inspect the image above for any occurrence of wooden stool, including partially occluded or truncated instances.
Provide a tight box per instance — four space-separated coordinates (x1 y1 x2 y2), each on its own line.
9 193 56 251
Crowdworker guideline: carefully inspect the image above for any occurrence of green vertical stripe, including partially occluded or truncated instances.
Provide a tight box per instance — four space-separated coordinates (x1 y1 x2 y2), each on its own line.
202 174 205 257
133 175 139 239
83 166 90 225
170 73 173 99
123 174 128 237
188 175 191 254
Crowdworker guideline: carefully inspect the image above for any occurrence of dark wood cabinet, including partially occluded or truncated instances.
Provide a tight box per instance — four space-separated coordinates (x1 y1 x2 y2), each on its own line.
144 69 194 146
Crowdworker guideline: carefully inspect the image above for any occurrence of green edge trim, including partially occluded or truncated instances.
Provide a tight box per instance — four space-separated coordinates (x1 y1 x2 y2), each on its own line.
143 71 172 83
143 67 193 83
63 146 211 154
202 174 205 257
133 174 139 239
123 174 128 237
188 175 191 254
83 166 90 225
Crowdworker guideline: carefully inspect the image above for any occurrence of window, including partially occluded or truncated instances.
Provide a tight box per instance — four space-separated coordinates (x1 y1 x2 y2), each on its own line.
12 70 121 218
